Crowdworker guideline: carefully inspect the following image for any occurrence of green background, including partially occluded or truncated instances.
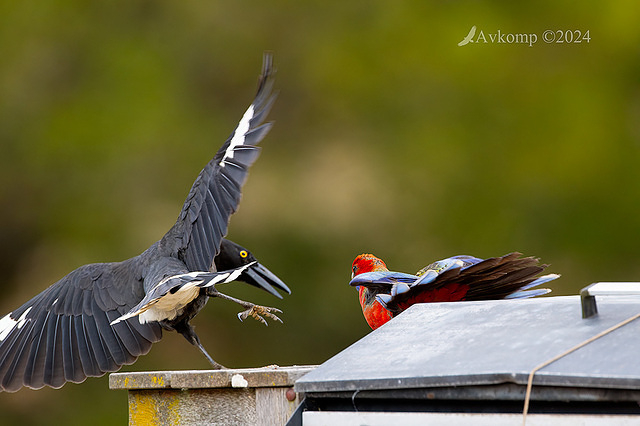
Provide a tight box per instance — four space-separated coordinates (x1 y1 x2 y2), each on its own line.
0 1 638 424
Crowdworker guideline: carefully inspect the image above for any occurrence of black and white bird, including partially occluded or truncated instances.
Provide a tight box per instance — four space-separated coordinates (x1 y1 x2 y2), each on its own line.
0 53 290 392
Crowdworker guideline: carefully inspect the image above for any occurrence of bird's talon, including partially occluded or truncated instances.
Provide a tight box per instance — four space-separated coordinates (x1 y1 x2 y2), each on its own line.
238 305 283 325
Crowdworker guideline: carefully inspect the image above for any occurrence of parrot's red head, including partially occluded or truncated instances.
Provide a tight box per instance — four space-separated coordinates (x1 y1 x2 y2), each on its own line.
352 254 389 278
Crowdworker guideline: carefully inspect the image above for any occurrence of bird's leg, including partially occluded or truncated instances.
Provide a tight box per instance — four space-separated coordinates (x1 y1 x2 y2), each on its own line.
175 321 226 369
195 341 226 370
206 288 283 325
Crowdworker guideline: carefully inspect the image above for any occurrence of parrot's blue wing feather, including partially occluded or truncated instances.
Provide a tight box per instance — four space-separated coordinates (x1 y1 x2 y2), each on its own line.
452 255 484 269
349 271 418 287
504 273 558 299
505 288 553 299
518 273 560 291
415 257 467 286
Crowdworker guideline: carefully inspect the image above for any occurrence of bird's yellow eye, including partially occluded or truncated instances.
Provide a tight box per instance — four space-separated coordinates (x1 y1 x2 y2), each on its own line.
240 250 248 258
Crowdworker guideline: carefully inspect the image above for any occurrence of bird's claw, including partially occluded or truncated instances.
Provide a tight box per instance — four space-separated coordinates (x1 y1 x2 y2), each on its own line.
237 305 283 325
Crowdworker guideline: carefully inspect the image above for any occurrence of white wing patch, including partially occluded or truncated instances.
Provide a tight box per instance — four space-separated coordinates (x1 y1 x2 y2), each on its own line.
220 104 255 166
200 263 253 288
0 307 32 341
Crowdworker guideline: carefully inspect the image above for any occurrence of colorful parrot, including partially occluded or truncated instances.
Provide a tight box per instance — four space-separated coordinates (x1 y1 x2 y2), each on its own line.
350 252 558 329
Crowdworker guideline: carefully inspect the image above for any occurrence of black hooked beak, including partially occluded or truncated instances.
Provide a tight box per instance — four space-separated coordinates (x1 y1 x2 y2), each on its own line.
240 262 291 299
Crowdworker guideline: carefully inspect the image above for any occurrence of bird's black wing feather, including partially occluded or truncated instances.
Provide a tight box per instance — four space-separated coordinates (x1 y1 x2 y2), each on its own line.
165 53 277 272
0 260 162 392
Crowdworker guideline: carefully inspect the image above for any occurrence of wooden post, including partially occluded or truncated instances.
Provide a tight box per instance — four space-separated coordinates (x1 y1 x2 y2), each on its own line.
109 366 315 426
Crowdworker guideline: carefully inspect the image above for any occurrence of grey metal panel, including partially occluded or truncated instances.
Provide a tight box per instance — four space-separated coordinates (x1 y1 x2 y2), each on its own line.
307 384 640 402
296 296 640 393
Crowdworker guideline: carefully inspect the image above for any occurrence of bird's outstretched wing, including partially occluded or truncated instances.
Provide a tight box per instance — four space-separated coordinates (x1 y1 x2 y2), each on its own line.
0 260 162 392
166 53 277 272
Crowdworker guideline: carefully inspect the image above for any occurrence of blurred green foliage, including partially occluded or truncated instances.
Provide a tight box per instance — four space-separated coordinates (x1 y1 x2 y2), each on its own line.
0 1 639 424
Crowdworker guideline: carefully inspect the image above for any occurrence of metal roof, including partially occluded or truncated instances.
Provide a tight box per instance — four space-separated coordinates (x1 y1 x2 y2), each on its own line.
296 295 640 394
